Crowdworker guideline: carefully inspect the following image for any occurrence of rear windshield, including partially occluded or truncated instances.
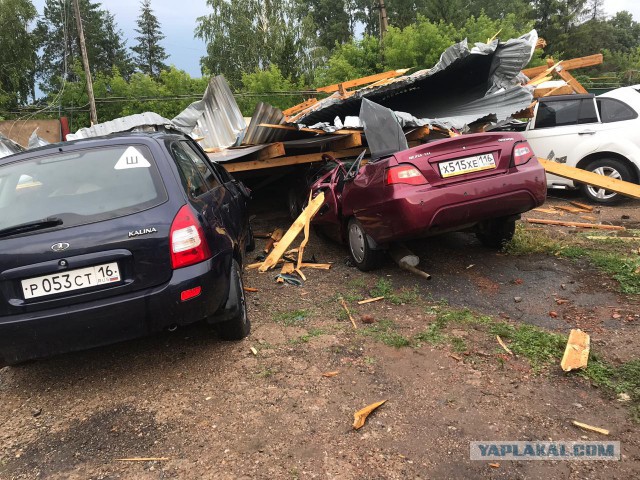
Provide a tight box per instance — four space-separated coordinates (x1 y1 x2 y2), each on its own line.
0 144 167 234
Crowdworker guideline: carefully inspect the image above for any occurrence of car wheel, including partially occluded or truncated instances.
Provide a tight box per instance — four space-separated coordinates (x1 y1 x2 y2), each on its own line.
580 158 634 204
216 259 251 340
246 223 255 253
288 188 302 220
347 218 384 271
476 217 516 249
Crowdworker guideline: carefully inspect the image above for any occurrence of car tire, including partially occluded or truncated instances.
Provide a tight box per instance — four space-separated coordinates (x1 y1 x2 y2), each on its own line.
476 217 516 249
347 218 384 271
216 259 251 341
246 224 255 253
580 158 634 204
288 187 302 220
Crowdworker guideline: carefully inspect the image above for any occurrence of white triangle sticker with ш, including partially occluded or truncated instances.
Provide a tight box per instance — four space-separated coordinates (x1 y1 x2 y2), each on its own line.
114 146 151 170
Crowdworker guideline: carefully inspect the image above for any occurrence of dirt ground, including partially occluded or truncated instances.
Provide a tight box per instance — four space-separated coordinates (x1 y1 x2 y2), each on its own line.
1 189 639 479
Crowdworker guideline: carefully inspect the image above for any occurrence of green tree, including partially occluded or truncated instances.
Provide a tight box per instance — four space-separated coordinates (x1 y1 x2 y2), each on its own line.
315 35 383 86
236 64 306 114
305 0 351 51
383 16 453 69
35 0 133 93
196 0 310 87
0 0 38 110
132 0 168 77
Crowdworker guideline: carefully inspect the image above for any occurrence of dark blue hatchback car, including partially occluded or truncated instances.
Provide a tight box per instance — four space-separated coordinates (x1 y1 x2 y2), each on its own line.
0 132 253 365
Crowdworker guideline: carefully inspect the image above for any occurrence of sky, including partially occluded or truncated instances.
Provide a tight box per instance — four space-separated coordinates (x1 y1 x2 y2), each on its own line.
31 0 640 80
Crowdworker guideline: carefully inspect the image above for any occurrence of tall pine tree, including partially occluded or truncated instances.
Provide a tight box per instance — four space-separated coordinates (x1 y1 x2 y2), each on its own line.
35 0 132 93
131 0 168 77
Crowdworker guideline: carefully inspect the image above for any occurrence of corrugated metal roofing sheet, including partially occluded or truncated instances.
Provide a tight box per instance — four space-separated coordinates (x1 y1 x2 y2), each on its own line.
294 30 538 127
172 76 246 150
243 102 286 145
66 112 174 141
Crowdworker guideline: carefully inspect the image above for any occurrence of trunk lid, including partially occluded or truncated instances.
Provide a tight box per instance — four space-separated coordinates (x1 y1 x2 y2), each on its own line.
395 133 519 187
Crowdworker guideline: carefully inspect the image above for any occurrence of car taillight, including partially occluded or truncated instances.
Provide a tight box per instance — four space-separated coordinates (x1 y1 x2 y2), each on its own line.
386 164 427 185
170 205 212 269
513 142 534 166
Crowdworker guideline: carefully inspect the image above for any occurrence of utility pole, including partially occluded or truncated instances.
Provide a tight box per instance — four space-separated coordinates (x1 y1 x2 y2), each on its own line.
377 0 389 41
72 0 98 125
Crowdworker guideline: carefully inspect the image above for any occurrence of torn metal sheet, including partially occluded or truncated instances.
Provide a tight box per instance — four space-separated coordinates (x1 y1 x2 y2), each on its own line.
294 30 538 128
66 112 175 141
360 99 408 159
28 128 50 149
243 103 286 145
0 133 24 159
207 144 272 163
172 75 246 150
395 85 534 130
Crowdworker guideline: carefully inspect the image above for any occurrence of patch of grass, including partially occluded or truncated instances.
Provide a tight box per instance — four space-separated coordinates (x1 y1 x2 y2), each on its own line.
450 337 468 353
289 327 326 344
580 357 640 422
256 367 277 378
415 323 447 345
506 226 640 294
364 356 377 365
360 319 411 348
505 324 566 371
273 309 308 326
370 278 420 305
347 278 367 290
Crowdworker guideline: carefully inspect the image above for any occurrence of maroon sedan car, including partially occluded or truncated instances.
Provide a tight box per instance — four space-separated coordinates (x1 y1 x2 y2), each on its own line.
310 132 546 270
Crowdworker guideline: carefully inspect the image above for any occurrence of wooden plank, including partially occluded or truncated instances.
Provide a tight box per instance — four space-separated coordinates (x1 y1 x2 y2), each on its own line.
555 205 590 214
522 54 603 78
572 421 609 436
264 228 284 254
316 69 409 93
297 192 312 270
539 158 640 200
534 85 574 98
255 142 286 161
556 68 588 94
533 207 558 214
327 132 362 150
282 98 318 116
570 201 594 212
526 218 625 231
223 147 369 173
405 127 431 142
526 62 559 85
561 329 590 372
259 192 325 272
358 296 384 305
339 297 357 329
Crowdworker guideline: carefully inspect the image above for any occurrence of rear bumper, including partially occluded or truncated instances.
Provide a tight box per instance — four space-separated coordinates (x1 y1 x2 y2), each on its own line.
0 253 232 365
362 162 547 244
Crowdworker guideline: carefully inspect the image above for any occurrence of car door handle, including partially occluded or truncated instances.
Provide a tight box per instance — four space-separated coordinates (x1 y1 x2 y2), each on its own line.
578 130 596 135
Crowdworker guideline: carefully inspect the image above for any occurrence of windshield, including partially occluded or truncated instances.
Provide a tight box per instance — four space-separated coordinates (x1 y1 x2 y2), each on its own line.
0 144 167 234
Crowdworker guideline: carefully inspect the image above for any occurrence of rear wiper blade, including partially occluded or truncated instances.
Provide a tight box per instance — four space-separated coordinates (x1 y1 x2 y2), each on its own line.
0 217 63 238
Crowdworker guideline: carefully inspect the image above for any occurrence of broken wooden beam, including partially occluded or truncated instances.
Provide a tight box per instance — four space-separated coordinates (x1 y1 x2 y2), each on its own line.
522 54 603 78
556 68 588 94
317 69 409 94
282 98 318 117
358 296 385 305
526 218 625 231
223 147 370 173
572 420 609 436
538 158 640 200
259 192 325 272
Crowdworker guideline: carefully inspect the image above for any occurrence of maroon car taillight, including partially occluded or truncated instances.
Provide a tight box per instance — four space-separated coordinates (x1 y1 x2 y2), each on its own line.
170 205 212 269
386 164 428 185
512 141 534 166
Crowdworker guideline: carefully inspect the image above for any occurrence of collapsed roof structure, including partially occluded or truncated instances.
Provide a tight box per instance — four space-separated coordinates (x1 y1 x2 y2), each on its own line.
28 29 601 175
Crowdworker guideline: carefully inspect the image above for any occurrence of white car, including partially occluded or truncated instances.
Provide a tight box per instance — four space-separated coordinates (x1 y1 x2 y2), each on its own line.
521 85 640 203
